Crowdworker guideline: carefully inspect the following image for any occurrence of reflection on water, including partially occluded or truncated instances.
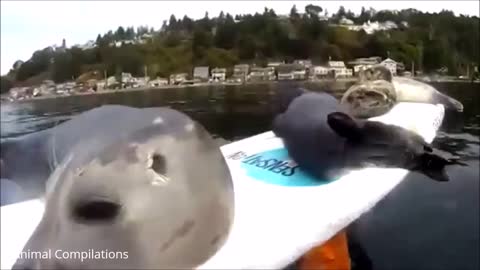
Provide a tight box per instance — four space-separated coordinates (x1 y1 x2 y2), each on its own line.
1 82 478 270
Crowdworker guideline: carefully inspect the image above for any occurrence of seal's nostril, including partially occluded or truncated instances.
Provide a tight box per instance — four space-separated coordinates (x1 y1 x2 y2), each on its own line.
72 199 120 223
151 153 167 175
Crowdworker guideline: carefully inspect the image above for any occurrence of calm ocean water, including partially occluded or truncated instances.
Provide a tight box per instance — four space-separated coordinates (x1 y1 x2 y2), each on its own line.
1 82 478 270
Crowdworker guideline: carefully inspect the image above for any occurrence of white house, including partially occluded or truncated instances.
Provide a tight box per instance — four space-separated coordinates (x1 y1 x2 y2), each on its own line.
193 66 210 82
211 68 227 82
353 64 374 74
267 61 284 68
169 73 188 84
293 59 313 68
310 66 330 79
149 77 169 87
248 67 275 81
327 61 353 78
380 58 397 76
121 72 134 83
292 69 307 80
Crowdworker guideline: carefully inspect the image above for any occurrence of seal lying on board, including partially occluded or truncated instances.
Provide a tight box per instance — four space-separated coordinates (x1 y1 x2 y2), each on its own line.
340 65 464 118
11 105 234 269
273 88 463 182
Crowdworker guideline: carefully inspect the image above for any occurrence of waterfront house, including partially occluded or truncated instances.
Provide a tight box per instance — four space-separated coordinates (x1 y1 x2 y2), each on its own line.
233 64 250 83
327 61 353 78
193 66 210 82
211 67 227 82
60 82 76 93
310 66 330 80
86 79 98 91
353 64 374 75
294 59 313 78
37 80 57 96
133 77 148 88
347 57 381 66
380 58 397 76
95 80 107 91
276 64 306 80
106 76 117 87
293 59 313 69
247 67 275 82
149 77 169 87
293 65 307 80
121 73 134 83
9 87 26 99
169 73 188 85
347 57 382 76
267 61 284 68
276 64 295 80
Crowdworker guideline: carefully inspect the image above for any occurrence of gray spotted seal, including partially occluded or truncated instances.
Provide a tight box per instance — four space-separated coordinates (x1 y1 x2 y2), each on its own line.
341 65 464 118
1 105 229 201
273 87 463 182
11 105 234 269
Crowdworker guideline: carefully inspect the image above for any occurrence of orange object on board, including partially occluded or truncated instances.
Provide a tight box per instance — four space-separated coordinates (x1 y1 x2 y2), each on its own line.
298 230 351 270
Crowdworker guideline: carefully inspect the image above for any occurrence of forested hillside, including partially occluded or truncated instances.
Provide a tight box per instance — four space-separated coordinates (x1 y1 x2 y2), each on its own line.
1 4 478 93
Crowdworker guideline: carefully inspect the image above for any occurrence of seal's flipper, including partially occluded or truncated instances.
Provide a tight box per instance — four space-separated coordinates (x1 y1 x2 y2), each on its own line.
417 152 452 182
327 112 362 141
416 148 468 182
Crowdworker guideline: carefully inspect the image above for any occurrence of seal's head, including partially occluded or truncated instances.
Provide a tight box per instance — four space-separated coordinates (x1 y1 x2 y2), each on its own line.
359 65 393 83
358 65 464 112
340 80 397 119
13 110 234 270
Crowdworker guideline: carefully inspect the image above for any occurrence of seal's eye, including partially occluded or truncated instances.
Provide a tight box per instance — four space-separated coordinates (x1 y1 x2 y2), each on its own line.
72 199 120 223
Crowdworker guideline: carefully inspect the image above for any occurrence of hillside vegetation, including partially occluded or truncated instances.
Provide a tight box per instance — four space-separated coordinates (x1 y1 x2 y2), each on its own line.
1 5 478 93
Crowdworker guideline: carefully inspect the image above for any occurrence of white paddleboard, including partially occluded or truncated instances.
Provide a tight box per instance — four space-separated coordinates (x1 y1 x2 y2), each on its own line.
0 102 445 270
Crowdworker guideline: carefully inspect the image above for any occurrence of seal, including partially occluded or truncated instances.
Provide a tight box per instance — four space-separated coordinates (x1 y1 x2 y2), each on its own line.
341 65 464 118
0 105 229 201
0 178 24 206
273 88 463 182
11 105 235 270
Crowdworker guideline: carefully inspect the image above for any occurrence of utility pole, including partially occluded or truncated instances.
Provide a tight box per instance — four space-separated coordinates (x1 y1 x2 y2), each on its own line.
104 70 108 88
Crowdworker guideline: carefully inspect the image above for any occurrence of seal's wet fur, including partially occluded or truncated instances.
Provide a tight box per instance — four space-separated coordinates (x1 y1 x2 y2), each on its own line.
12 105 234 270
273 87 463 182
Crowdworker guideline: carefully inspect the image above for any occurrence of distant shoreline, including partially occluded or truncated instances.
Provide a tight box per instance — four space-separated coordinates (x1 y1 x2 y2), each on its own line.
2 78 356 103
2 77 478 104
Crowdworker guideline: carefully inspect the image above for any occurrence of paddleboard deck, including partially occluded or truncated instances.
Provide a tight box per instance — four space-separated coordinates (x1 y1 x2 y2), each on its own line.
0 102 445 270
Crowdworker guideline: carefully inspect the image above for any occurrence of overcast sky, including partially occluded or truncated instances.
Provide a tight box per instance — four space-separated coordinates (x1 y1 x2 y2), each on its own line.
1 0 479 75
